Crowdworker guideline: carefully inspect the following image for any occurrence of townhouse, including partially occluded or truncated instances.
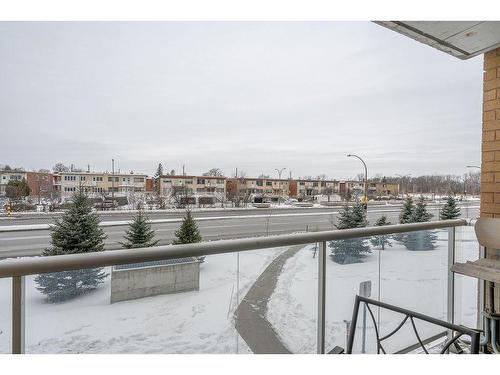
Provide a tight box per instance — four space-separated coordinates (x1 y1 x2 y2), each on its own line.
0 169 28 196
289 179 341 199
26 171 58 201
59 171 148 199
159 175 226 205
226 177 290 202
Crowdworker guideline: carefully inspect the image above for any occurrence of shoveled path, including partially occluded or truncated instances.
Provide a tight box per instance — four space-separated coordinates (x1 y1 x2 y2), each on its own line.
234 245 303 354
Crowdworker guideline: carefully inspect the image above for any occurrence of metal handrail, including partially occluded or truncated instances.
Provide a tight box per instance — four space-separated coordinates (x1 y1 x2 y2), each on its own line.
347 295 481 354
0 219 466 278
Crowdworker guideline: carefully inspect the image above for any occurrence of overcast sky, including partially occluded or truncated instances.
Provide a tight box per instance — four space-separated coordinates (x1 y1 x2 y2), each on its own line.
0 22 483 179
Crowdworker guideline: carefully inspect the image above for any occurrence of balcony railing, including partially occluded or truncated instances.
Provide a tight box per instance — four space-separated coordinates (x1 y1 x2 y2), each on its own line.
0 219 476 354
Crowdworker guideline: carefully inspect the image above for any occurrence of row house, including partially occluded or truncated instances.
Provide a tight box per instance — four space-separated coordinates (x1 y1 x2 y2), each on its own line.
341 181 400 199
289 179 342 198
26 171 59 201
0 169 28 196
226 177 291 202
59 171 147 199
371 182 400 197
159 175 226 198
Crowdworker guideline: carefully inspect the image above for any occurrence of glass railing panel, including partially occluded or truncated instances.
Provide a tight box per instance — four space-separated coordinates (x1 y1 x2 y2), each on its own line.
23 252 240 353
325 236 381 353
22 244 317 354
0 277 12 353
453 225 480 329
377 228 449 353
264 243 319 353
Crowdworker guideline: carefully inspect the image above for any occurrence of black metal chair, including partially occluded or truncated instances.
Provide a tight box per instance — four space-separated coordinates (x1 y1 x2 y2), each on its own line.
341 295 481 354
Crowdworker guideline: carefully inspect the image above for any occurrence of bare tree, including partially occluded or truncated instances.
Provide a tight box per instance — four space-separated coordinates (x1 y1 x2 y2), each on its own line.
203 168 224 177
52 163 70 172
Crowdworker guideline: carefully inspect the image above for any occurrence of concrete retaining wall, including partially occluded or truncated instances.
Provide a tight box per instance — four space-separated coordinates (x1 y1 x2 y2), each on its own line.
110 259 200 303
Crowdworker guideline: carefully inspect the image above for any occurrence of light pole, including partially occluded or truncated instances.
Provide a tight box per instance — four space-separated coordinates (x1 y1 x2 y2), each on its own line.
274 167 286 205
347 154 368 208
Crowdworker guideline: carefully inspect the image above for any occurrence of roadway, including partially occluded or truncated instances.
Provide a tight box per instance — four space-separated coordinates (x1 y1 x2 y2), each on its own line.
0 204 479 259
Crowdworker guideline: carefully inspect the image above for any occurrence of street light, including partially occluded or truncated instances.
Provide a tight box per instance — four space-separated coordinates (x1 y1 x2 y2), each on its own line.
274 168 287 205
347 154 368 208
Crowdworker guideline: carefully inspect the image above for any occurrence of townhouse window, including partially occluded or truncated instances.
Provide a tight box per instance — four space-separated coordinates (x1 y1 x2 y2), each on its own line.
313 182 318 187
256 181 263 186
299 182 305 186
134 177 144 183
266 181 272 186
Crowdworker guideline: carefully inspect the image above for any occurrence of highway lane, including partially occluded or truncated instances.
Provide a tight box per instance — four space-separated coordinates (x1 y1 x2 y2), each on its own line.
0 205 479 259
0 202 479 226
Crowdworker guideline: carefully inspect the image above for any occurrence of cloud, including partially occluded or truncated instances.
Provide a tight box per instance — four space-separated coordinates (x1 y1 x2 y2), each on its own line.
0 21 482 178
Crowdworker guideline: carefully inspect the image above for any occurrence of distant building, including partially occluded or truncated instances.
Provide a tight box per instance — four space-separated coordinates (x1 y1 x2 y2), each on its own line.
59 171 147 199
159 175 226 206
289 179 341 199
0 169 28 196
226 177 290 202
371 182 400 198
26 171 58 201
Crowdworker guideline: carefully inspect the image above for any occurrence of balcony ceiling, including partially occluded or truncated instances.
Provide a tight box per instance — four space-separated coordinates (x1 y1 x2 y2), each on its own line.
375 21 500 59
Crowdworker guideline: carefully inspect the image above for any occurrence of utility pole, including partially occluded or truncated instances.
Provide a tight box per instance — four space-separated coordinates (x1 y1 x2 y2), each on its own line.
274 167 286 205
347 154 368 209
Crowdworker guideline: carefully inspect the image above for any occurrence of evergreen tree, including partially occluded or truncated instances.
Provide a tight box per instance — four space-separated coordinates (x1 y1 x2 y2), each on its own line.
173 211 202 244
329 202 371 264
154 163 164 195
412 195 433 222
370 215 392 250
173 210 204 262
154 163 163 178
5 179 31 200
400 196 437 251
399 197 415 224
439 196 461 220
120 210 159 248
35 190 108 302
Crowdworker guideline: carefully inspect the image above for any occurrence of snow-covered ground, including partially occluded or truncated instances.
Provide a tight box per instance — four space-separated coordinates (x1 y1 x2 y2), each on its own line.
0 226 479 354
0 247 288 353
267 226 479 353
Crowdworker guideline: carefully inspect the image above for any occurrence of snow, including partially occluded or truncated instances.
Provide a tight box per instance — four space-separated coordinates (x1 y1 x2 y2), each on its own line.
267 226 479 353
0 226 480 354
0 247 288 353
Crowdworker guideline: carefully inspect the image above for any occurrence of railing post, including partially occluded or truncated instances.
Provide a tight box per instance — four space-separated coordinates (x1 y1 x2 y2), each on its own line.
12 275 25 354
478 245 486 330
317 241 326 354
447 227 456 330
